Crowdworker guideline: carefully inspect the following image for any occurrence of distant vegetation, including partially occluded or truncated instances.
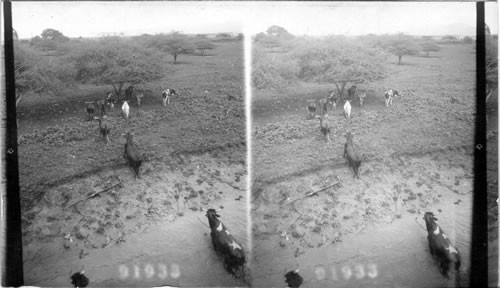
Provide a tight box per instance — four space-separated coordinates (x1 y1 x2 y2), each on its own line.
14 28 242 101
253 27 431 92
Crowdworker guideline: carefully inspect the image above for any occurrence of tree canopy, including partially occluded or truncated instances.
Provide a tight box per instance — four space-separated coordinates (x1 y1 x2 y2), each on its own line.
420 40 441 57
382 34 420 65
195 39 216 55
148 32 196 64
72 37 164 96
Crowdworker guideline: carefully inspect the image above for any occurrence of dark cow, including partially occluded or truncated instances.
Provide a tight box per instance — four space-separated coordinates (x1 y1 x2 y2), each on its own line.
94 116 110 144
123 132 143 179
125 85 134 100
423 212 461 279
85 102 95 121
205 208 245 278
344 132 361 178
347 85 357 100
384 89 400 107
285 270 303 288
161 89 176 106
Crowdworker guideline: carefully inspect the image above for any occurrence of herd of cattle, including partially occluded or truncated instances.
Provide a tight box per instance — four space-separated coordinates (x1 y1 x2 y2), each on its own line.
303 85 462 284
80 85 248 283
306 85 401 180
66 83 461 286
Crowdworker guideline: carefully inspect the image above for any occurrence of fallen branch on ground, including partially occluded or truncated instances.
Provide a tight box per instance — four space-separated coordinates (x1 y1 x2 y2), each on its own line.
287 182 339 205
65 180 122 209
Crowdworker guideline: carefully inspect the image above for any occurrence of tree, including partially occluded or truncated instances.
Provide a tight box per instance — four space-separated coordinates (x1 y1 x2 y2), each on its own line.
149 32 195 64
293 38 386 98
195 39 216 56
383 34 420 65
420 40 441 57
41 28 69 42
14 42 67 98
72 37 164 97
266 25 294 39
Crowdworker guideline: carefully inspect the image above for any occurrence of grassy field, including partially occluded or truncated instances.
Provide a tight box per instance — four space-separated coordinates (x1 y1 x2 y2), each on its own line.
251 43 488 287
18 40 249 286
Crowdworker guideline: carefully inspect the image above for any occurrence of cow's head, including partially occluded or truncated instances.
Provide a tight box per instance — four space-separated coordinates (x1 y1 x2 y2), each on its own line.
423 211 439 232
204 208 221 229
123 131 134 142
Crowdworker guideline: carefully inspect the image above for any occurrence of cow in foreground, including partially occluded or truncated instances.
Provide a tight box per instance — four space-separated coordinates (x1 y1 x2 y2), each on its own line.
344 132 361 178
423 212 461 279
122 101 130 119
123 131 143 179
384 89 400 107
205 208 245 278
162 89 176 106
343 100 352 119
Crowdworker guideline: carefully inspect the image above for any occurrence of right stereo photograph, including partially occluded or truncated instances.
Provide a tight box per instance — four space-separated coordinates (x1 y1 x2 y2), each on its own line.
250 2 497 288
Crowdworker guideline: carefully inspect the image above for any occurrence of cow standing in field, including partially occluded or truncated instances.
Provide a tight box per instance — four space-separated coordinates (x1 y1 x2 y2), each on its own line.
307 101 317 119
357 91 367 108
344 132 361 178
328 91 339 110
384 89 400 107
316 115 331 142
135 92 144 107
205 208 246 278
97 99 106 116
162 89 176 106
347 85 357 101
123 131 143 179
125 85 134 100
318 98 328 116
106 92 116 111
423 212 461 279
85 102 95 121
94 116 110 144
343 100 352 119
122 101 130 120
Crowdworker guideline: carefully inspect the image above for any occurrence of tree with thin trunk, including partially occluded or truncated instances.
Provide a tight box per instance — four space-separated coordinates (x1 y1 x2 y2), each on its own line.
195 39 216 56
420 40 441 57
384 33 420 65
148 32 196 64
72 37 164 98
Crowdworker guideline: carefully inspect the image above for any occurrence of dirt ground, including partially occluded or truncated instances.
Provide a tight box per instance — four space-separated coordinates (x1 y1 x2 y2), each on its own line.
17 41 249 287
251 43 493 287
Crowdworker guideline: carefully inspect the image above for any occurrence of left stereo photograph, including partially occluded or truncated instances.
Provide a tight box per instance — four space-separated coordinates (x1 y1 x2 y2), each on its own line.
11 2 248 287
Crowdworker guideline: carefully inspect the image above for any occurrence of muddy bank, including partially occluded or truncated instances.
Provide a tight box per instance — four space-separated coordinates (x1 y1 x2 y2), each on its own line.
252 150 473 287
22 152 249 287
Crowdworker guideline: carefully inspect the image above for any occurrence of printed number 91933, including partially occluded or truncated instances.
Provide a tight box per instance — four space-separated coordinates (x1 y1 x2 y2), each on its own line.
118 263 181 280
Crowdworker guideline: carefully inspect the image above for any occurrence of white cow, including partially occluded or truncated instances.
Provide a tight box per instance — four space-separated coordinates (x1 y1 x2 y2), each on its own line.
122 101 130 119
344 100 352 119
